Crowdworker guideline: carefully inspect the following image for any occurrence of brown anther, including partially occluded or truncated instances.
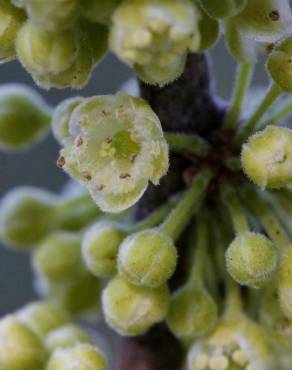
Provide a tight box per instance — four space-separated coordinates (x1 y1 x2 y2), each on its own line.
131 154 138 163
269 10 280 21
266 43 275 53
120 173 131 179
75 135 83 147
96 184 105 191
105 136 113 144
83 172 92 181
101 110 109 117
57 156 65 168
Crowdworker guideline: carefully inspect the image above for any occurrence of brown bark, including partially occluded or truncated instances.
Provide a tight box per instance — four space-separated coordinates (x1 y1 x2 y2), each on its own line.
115 53 225 370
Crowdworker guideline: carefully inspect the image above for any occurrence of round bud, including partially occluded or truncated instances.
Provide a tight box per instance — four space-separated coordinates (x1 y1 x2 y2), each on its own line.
0 0 25 63
82 221 127 277
110 0 201 86
0 186 56 249
49 272 101 317
241 126 292 189
226 232 278 288
102 275 169 336
81 0 119 24
0 316 46 370
45 324 92 353
197 7 219 51
52 97 84 145
47 343 106 370
60 93 169 212
166 285 218 339
0 84 51 151
267 37 292 92
198 0 247 19
16 301 68 338
33 231 83 285
278 248 292 320
23 0 79 31
16 21 79 76
118 229 177 288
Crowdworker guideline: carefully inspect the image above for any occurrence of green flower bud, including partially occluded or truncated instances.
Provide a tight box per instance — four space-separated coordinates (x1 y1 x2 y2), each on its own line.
0 187 56 249
118 229 177 288
24 0 79 31
102 275 169 336
225 232 278 288
16 302 68 338
267 37 292 92
197 6 219 52
48 272 101 317
52 97 84 145
60 93 169 212
0 316 46 370
81 0 119 24
278 248 292 320
45 324 92 353
241 126 292 189
0 84 51 151
166 285 218 339
0 0 25 63
33 231 83 285
198 0 247 19
82 221 127 277
110 0 201 86
47 343 106 370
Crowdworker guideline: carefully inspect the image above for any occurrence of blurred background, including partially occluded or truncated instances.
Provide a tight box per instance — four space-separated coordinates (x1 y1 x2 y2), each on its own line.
0 39 268 316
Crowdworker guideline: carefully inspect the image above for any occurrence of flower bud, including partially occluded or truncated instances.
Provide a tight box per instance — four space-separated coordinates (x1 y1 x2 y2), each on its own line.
0 84 51 151
102 276 169 336
24 0 79 31
0 316 46 370
47 343 106 370
0 0 25 63
267 37 292 92
166 285 217 339
118 229 177 288
52 97 84 145
82 221 127 277
241 126 292 189
198 0 247 19
81 0 119 24
225 232 278 288
16 302 68 338
110 0 201 85
197 7 219 51
33 231 83 285
278 248 292 320
0 186 56 249
60 93 169 212
45 324 92 353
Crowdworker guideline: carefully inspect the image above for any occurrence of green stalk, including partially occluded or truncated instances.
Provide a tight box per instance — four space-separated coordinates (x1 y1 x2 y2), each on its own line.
224 278 243 319
160 168 213 241
165 132 211 157
235 83 282 145
258 97 292 129
224 63 253 130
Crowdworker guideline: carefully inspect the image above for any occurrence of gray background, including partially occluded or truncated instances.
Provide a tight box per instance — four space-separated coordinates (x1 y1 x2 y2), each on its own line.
0 39 268 315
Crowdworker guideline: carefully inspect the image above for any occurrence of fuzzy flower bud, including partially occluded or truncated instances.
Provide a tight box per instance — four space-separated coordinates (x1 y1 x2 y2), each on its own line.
267 37 292 92
81 0 119 24
52 97 84 145
0 316 46 370
241 126 292 189
45 324 92 353
225 232 278 288
118 229 177 288
23 0 79 31
0 84 51 151
0 187 56 249
166 285 218 339
0 0 25 63
82 221 127 277
59 93 169 212
198 0 247 19
102 276 169 336
278 247 292 320
33 231 83 285
110 0 201 85
47 343 107 370
16 302 68 338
